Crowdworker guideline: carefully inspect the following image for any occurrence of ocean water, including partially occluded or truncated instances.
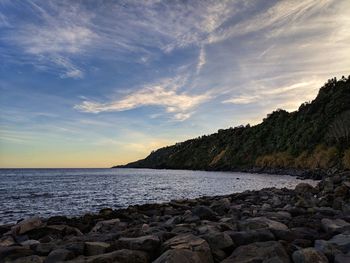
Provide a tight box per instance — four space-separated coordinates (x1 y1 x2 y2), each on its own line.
0 168 317 224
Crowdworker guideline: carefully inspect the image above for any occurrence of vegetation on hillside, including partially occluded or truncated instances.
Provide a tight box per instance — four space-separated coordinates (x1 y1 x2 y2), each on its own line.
117 76 350 171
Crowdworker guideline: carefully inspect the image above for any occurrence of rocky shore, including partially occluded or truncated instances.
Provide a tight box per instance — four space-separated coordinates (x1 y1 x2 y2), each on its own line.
1 172 350 263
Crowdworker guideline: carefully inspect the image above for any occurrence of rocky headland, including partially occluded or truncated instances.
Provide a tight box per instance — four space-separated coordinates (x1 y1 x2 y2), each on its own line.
1 171 350 263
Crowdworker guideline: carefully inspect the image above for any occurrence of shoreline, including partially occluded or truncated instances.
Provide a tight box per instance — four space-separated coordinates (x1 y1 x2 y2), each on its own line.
1 171 349 262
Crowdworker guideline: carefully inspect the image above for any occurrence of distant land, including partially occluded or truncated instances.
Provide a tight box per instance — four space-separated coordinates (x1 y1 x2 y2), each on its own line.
115 76 350 176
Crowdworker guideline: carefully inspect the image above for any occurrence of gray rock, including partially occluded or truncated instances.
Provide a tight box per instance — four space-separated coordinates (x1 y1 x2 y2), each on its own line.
222 241 290 263
328 233 350 253
321 219 350 235
315 239 342 261
11 217 42 236
226 229 275 246
65 249 149 263
334 252 350 263
90 218 121 233
20 239 40 246
44 248 74 263
295 183 315 195
118 235 160 252
0 246 33 261
192 206 217 220
85 241 110 256
239 217 288 231
154 249 207 263
33 243 58 256
0 235 15 247
161 234 214 263
201 232 234 250
12 255 44 263
292 248 328 263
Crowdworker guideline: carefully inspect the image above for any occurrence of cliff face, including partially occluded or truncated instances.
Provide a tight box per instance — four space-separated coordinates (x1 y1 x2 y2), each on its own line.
116 76 350 172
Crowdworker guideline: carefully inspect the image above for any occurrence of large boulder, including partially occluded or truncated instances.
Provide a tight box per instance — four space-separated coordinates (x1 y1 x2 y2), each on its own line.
65 249 149 263
321 219 350 235
44 248 74 263
292 248 328 263
192 206 217 220
201 231 234 250
328 233 350 253
226 229 275 246
11 217 42 236
222 241 290 263
0 246 33 262
85 241 110 256
90 218 121 233
154 249 205 263
118 235 160 252
239 217 288 231
161 234 214 263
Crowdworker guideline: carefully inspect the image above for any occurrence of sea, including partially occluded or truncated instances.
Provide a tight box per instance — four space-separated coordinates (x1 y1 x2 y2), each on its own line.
0 168 317 224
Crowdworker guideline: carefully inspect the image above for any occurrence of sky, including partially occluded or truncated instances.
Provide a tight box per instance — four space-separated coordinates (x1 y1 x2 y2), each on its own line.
0 0 349 168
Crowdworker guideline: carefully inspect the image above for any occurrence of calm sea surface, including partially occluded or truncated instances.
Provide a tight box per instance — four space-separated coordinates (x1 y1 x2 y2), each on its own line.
0 168 317 224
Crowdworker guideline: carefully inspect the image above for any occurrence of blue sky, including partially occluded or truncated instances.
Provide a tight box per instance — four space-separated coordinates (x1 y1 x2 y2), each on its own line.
0 0 349 168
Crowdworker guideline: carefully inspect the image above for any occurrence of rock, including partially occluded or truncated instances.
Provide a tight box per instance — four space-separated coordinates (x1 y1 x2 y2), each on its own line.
11 217 42 236
12 255 44 263
0 246 33 261
65 249 149 263
201 231 234 250
192 206 217 220
0 235 15 247
292 247 328 263
44 248 74 263
154 249 206 263
20 239 40 246
90 218 121 233
210 198 231 215
321 219 350 235
334 185 349 198
33 243 58 256
239 217 288 231
315 239 342 261
222 241 290 263
63 242 85 256
161 234 214 263
328 233 350 253
295 183 315 195
118 235 160 252
334 252 350 263
85 241 110 256
226 229 275 246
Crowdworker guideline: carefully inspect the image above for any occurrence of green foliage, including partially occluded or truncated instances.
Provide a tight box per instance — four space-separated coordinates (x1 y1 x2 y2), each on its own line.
121 76 350 171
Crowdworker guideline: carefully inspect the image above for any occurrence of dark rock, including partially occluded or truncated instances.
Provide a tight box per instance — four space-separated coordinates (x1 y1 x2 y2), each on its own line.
85 241 110 256
321 219 350 235
192 206 217 220
226 229 275 246
334 252 350 263
222 241 290 263
0 235 15 247
11 217 42 236
0 246 33 262
11 255 44 263
201 231 234 250
44 248 74 263
161 234 214 263
154 249 209 263
238 217 288 231
292 247 328 263
118 235 160 252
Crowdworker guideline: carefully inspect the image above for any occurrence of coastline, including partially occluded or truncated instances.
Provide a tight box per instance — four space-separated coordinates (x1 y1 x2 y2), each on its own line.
1 171 349 262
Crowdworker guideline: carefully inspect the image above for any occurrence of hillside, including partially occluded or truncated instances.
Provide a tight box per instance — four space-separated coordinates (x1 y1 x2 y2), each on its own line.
115 76 350 174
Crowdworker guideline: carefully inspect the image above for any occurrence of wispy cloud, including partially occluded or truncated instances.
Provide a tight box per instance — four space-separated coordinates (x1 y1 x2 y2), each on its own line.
196 46 206 74
75 77 210 121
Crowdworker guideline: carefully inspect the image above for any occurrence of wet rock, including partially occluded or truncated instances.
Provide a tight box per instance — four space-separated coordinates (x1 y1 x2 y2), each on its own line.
0 246 33 262
292 247 328 263
239 217 288 231
201 231 234 250
321 219 350 235
295 183 316 195
20 239 40 246
192 206 217 221
118 235 160 252
210 198 231 215
85 241 110 256
154 249 208 263
44 248 74 263
222 241 290 263
327 233 350 253
226 229 275 246
12 255 44 263
66 249 149 263
334 252 350 263
161 234 214 263
11 217 42 236
0 235 15 247
90 218 121 233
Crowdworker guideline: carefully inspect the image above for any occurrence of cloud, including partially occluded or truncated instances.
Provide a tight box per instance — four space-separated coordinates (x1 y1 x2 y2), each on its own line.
196 46 206 73
75 77 211 121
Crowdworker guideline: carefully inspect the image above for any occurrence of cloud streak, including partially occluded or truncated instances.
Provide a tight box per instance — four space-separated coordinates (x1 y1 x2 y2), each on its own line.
75 77 210 121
